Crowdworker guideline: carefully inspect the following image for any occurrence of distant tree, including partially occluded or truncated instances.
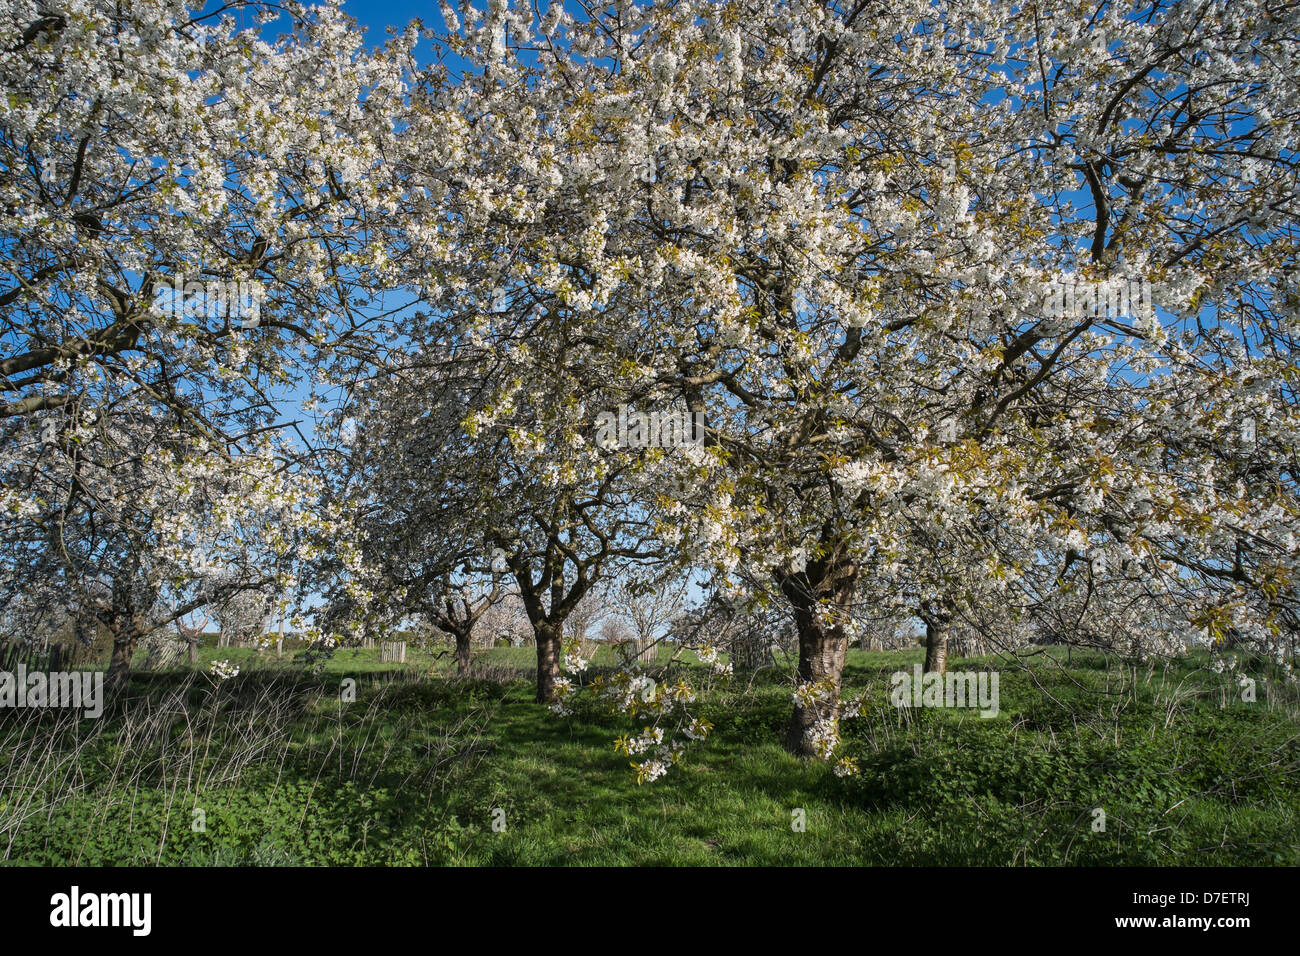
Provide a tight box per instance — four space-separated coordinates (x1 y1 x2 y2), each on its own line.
426 571 507 676
609 572 691 664
217 588 275 649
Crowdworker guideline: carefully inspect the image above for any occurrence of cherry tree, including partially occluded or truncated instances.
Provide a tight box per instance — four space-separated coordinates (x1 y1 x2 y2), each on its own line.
1 0 410 686
425 572 509 675
608 569 692 664
392 0 1299 762
329 332 667 703
0 396 323 690
216 586 276 649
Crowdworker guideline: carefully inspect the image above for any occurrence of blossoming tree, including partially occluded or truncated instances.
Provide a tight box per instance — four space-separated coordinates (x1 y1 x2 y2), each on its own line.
1 0 408 686
389 0 1299 759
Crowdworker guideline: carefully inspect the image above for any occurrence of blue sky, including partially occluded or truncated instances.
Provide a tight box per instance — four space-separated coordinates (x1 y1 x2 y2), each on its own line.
344 1 440 34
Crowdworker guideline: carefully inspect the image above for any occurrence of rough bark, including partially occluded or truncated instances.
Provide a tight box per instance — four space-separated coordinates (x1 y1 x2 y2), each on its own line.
780 561 858 757
534 621 561 704
177 616 207 666
455 629 472 676
783 615 850 756
105 631 140 695
924 621 949 674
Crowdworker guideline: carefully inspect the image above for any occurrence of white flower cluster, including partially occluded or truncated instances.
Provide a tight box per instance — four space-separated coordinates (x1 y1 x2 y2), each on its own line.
602 673 659 712
548 676 576 717
833 756 861 778
208 659 240 681
1210 656 1239 675
790 680 863 774
809 716 841 762
622 726 665 755
588 665 711 783
628 739 686 785
632 757 670 784
561 642 590 674
793 678 836 710
683 717 712 741
694 644 731 676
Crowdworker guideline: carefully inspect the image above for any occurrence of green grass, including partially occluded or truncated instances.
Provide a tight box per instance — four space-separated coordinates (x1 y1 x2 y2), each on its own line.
3 647 1298 865
161 641 617 674
135 639 715 673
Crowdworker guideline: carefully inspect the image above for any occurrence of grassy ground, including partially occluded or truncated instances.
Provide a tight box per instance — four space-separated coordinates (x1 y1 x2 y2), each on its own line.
3 646 1297 865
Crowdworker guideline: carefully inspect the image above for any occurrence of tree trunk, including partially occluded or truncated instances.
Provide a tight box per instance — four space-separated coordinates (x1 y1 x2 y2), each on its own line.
783 613 850 756
780 562 857 757
534 622 561 704
455 629 472 676
187 639 197 666
924 621 948 674
105 634 138 695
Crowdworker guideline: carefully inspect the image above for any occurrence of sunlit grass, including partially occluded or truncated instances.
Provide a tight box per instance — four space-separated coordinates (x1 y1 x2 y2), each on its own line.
4 647 1297 865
